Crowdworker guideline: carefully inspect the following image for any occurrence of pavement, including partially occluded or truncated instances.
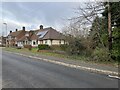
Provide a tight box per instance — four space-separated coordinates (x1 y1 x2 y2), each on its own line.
2 51 119 88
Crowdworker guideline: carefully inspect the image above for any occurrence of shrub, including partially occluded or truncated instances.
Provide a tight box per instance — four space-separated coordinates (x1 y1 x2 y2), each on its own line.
0 45 4 47
38 44 50 50
50 45 61 50
91 47 112 62
66 38 85 55
24 45 32 51
60 44 68 51
112 27 120 62
17 47 21 49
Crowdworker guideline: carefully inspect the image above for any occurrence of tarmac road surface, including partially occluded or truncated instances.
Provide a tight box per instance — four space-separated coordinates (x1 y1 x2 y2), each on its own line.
2 51 118 88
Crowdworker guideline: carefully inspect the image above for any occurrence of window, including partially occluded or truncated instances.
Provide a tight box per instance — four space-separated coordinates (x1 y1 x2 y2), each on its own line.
8 36 11 39
36 40 38 44
33 41 36 45
59 40 61 44
23 41 25 44
25 34 29 36
45 40 47 44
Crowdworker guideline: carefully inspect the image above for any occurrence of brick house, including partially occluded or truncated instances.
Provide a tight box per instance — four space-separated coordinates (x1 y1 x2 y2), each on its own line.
17 30 38 47
7 25 65 48
0 36 6 47
6 27 26 47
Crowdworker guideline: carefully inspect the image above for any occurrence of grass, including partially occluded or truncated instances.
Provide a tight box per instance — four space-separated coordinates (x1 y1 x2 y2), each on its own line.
3 47 88 61
3 47 67 58
3 47 119 67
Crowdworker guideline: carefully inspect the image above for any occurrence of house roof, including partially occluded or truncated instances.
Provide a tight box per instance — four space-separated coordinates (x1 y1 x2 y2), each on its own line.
30 34 38 40
16 27 65 42
8 30 23 37
8 30 27 42
17 30 38 41
17 36 30 41
36 27 65 40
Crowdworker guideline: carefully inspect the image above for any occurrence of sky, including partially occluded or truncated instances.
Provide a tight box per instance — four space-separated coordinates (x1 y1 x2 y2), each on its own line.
0 2 83 36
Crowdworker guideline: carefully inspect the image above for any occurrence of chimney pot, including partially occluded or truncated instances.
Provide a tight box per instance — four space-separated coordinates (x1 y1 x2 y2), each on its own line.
22 26 25 31
16 29 18 32
40 25 43 29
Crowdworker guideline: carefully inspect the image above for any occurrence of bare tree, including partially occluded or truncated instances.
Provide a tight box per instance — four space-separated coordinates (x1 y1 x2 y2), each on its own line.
62 22 89 39
69 2 104 26
67 2 107 48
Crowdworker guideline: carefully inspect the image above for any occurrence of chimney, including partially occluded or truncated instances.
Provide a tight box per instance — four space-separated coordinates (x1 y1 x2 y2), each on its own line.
22 26 25 31
16 29 18 32
40 25 43 29
10 31 12 33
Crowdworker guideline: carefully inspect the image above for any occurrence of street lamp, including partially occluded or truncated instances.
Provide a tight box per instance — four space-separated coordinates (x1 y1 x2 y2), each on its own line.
3 23 7 47
3 23 7 36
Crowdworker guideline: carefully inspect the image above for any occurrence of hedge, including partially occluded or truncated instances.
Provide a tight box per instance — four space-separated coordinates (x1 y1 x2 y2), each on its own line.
24 45 32 50
38 44 50 50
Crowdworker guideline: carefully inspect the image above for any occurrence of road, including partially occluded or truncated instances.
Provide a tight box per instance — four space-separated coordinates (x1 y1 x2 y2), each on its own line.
2 51 118 88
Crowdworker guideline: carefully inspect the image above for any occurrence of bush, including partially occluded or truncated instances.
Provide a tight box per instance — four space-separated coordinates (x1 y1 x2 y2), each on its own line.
16 47 21 49
66 38 85 55
112 27 120 62
91 47 112 62
60 44 68 51
0 45 5 47
50 45 61 50
24 45 32 51
38 44 50 50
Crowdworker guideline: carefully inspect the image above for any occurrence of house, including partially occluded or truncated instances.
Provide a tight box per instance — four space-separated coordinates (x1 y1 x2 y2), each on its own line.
36 25 65 46
9 25 65 48
6 27 26 47
17 30 38 47
0 36 6 47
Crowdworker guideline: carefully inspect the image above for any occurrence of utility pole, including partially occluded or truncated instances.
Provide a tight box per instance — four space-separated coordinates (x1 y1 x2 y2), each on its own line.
108 2 112 50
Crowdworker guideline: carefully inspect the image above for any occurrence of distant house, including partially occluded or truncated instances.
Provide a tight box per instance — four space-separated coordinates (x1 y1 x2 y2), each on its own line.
0 36 6 47
7 25 65 48
6 27 26 47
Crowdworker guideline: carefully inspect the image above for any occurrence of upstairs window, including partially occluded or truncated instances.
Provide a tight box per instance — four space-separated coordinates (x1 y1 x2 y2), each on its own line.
25 33 29 36
8 36 11 39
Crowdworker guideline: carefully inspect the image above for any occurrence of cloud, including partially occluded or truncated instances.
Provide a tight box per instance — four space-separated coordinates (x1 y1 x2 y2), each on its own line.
2 0 93 2
1 2 81 36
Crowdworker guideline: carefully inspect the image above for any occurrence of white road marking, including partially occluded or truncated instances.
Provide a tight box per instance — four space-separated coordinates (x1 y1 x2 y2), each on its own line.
108 75 120 79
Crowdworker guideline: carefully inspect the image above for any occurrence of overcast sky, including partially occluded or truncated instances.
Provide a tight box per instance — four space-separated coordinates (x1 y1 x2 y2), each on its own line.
0 2 82 36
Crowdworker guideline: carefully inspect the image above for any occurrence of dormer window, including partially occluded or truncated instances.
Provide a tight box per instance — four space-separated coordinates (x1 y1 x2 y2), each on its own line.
38 34 42 36
8 36 11 39
37 30 48 39
25 33 29 36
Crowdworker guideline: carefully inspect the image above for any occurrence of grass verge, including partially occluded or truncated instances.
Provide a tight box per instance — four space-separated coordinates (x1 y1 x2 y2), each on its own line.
2 47 119 67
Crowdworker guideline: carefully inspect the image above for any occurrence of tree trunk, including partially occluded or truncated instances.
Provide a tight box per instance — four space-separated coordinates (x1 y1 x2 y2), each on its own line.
108 2 112 50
